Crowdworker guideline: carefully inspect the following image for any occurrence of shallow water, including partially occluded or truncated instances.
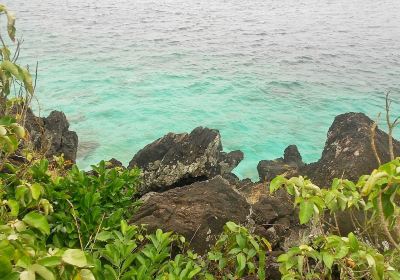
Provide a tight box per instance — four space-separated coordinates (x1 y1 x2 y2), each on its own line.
5 0 400 179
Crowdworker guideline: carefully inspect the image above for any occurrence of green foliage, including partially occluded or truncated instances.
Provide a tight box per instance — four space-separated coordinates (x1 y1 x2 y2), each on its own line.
0 158 142 279
0 5 34 98
206 221 270 279
277 233 397 280
271 157 400 279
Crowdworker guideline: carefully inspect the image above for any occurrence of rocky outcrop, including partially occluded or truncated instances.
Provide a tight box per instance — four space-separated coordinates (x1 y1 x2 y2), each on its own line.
257 145 304 182
24 109 78 162
128 127 244 194
132 175 298 253
131 176 251 253
303 112 400 186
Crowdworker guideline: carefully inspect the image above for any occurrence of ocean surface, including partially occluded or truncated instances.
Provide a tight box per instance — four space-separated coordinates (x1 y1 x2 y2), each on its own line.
5 0 400 179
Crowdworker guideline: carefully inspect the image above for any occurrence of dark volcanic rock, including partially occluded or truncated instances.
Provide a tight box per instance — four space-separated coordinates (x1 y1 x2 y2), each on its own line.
131 176 250 253
303 112 400 186
257 145 304 182
128 127 244 194
24 109 78 162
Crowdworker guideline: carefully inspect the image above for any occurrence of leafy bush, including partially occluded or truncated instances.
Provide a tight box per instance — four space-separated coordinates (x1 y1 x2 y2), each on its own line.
207 221 270 279
271 158 400 279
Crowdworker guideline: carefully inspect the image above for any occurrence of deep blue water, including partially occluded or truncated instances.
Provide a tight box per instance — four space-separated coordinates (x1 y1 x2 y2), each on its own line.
5 0 400 179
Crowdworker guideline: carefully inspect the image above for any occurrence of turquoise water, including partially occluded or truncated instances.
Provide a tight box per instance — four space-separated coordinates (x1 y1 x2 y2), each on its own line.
5 0 400 179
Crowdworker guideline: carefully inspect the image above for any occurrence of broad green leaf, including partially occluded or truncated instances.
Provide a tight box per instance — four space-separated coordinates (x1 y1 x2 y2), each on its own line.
236 234 246 249
5 199 19 216
31 184 42 200
225 221 238 232
348 232 359 251
322 252 334 269
270 176 286 193
2 272 19 280
38 256 62 267
0 256 12 278
1 61 20 79
31 264 55 280
96 231 114 241
73 269 95 280
20 270 35 280
62 249 87 268
188 267 201 278
236 253 246 272
23 211 50 235
299 200 314 224
366 254 375 267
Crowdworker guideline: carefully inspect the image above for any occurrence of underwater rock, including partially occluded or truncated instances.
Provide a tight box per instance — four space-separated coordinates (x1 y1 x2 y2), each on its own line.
128 126 244 194
303 112 400 186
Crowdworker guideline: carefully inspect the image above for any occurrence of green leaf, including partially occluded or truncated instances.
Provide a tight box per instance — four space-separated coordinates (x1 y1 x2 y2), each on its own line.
23 211 50 235
20 270 35 280
18 67 34 94
38 256 62 267
236 253 246 272
270 176 286 193
30 183 42 200
62 249 87 268
225 221 238 232
299 200 314 224
366 254 375 267
96 231 114 242
2 272 19 280
1 61 20 79
322 252 334 269
381 193 394 219
31 264 55 280
348 232 359 251
188 267 201 278
73 269 95 280
6 11 16 41
5 199 19 216
236 234 246 249
0 256 12 278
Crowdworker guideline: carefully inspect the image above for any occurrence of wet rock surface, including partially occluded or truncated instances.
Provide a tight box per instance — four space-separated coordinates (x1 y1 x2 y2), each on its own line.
128 127 244 194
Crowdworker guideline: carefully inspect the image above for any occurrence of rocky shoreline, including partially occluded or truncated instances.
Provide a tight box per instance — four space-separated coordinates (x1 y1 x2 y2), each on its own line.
24 109 400 277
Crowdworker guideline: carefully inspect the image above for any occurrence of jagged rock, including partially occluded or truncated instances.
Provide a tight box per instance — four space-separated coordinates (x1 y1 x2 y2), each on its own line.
106 158 124 169
131 176 250 253
257 145 304 182
24 109 78 162
303 112 400 186
128 127 244 194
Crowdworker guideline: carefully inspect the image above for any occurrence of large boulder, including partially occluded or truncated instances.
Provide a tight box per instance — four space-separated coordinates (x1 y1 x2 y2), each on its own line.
257 145 304 182
132 176 297 253
128 127 244 194
303 112 400 186
24 109 78 162
131 176 250 253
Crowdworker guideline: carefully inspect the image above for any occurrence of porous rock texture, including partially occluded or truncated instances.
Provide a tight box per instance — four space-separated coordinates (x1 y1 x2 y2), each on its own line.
303 112 400 186
131 176 251 253
132 175 299 254
24 109 78 162
257 145 304 182
128 127 244 194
